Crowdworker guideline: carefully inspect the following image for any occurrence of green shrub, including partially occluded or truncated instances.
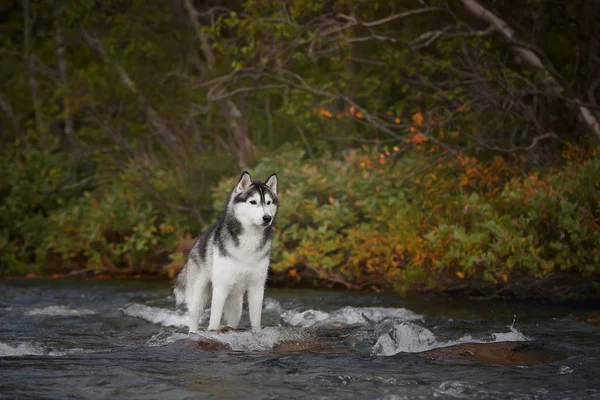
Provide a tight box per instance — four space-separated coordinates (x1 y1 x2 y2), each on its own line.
214 143 600 292
0 143 200 275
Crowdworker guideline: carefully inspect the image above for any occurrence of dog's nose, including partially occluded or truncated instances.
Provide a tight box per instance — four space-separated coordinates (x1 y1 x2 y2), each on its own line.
262 215 272 223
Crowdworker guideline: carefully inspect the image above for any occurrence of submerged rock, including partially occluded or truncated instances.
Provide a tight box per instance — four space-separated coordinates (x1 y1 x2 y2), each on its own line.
421 342 564 365
195 327 563 365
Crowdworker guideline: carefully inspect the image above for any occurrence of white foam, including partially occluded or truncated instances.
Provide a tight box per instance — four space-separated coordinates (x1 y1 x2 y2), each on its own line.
0 342 47 357
124 299 281 328
373 321 531 356
0 342 91 357
147 327 308 352
121 304 196 328
263 298 283 312
282 306 423 327
433 381 476 398
559 366 574 375
25 306 96 317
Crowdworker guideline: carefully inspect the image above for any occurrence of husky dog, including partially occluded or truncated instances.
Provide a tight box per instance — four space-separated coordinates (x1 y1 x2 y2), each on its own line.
174 172 278 333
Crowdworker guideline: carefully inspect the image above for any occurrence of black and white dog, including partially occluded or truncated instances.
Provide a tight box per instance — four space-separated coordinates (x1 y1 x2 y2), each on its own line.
174 172 278 333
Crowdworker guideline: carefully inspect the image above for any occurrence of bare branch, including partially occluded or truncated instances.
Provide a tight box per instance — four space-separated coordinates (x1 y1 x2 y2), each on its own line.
460 0 600 140
337 7 443 29
80 27 175 146
54 0 76 148
0 92 21 136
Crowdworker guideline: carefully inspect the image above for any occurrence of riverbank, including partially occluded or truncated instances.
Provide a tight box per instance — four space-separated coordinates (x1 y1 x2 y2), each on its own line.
3 268 599 306
2 145 599 300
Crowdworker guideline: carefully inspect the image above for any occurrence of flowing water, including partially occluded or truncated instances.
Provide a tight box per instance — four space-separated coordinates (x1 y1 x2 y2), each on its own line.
1 279 599 399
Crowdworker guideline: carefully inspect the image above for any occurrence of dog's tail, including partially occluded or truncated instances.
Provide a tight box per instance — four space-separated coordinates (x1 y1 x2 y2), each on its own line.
173 265 187 307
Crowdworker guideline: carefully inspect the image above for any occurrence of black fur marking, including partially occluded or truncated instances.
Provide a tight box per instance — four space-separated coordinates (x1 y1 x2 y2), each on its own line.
217 237 230 257
225 217 243 247
197 223 217 263
232 181 278 205
256 184 266 204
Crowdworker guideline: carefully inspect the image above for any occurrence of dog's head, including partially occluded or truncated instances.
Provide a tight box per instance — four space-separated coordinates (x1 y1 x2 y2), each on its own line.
231 172 278 228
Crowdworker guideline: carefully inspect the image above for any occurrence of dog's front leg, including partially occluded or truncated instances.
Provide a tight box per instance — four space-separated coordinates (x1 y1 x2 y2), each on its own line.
247 283 264 332
208 286 228 331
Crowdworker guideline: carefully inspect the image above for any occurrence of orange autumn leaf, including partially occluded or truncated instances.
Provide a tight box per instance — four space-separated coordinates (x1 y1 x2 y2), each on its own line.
317 108 333 118
394 117 401 124
412 111 424 126
349 104 356 116
411 133 426 144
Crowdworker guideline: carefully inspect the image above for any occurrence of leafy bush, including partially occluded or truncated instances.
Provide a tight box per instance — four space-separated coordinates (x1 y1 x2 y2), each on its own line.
0 143 199 275
214 143 600 293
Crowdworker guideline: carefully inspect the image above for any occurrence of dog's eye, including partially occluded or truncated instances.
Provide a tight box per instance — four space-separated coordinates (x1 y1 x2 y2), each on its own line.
266 201 271 205
249 200 257 205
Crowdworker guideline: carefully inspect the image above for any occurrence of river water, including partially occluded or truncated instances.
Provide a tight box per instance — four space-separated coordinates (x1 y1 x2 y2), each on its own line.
1 279 598 399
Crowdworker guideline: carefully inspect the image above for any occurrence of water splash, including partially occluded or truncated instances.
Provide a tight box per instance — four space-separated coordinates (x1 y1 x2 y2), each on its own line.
25 306 96 317
373 321 531 356
0 342 89 357
433 381 477 398
121 303 195 328
282 306 423 327
124 298 283 328
147 327 309 352
263 298 283 312
559 366 574 375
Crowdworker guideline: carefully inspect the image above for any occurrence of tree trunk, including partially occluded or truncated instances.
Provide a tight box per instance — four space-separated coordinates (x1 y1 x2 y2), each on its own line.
80 28 175 147
0 92 21 137
23 0 47 145
181 0 255 168
54 1 77 149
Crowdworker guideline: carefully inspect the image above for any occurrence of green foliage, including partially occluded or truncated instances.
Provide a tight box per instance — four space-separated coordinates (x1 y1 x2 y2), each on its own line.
0 142 198 275
214 144 600 292
0 0 599 299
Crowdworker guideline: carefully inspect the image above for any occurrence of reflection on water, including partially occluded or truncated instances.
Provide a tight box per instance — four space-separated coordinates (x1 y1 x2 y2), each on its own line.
0 280 599 399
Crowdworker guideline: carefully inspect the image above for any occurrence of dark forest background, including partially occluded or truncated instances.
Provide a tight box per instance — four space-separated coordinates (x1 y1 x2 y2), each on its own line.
1 0 599 299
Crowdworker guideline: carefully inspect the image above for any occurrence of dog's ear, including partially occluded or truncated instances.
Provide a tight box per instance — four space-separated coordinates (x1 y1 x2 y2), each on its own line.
235 171 252 193
265 174 277 195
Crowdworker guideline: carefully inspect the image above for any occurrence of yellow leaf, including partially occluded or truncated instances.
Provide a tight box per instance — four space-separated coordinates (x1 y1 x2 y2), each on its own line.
412 111 424 126
456 271 465 279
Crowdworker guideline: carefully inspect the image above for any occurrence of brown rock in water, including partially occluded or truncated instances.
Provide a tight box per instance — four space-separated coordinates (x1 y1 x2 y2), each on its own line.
196 337 354 354
195 328 562 365
273 339 355 354
197 339 232 352
421 342 563 366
